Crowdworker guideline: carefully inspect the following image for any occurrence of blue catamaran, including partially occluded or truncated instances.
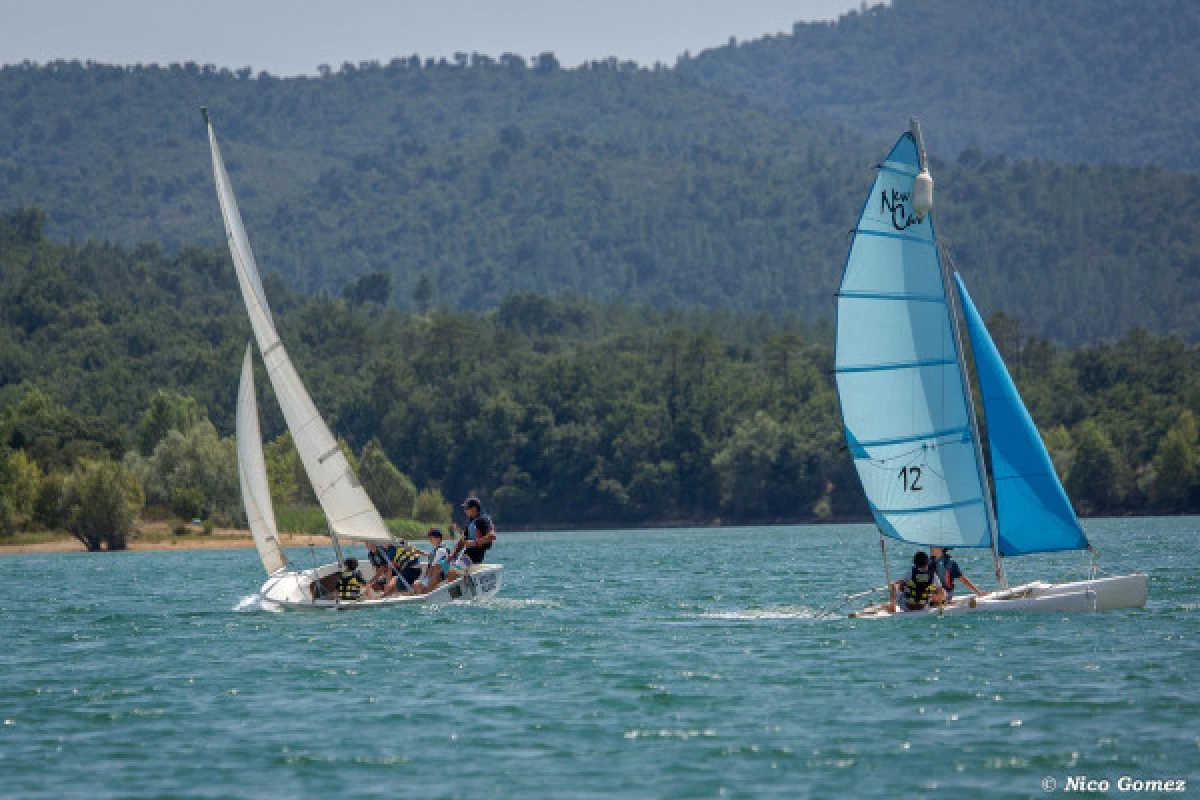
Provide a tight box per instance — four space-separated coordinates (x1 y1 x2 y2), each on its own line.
835 121 1146 617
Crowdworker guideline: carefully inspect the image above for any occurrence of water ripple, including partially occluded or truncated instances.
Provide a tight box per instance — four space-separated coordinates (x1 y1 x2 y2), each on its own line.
0 519 1196 798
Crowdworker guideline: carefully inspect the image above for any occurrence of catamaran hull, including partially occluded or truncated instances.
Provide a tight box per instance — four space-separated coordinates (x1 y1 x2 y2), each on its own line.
259 563 503 610
849 573 1147 618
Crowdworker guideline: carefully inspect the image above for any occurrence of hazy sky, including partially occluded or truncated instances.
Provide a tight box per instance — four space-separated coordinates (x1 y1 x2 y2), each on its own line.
0 0 861 76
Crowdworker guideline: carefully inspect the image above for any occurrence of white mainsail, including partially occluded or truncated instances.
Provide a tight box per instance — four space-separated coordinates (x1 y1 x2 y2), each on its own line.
206 111 393 543
237 345 288 575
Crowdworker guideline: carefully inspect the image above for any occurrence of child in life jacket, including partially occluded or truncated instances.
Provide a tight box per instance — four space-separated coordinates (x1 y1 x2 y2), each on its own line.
336 557 369 601
409 528 451 595
891 551 941 611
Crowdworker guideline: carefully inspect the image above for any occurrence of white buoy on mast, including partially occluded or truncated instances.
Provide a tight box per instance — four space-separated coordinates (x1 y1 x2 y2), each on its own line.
910 118 934 221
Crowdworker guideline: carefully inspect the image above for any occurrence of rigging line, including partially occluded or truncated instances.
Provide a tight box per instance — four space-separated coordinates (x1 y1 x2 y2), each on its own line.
921 462 948 483
859 437 963 466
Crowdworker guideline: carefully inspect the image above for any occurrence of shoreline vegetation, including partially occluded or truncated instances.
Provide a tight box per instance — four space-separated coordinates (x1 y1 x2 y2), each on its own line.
1 207 1198 537
5 509 1196 557
0 516 437 555
0 528 327 555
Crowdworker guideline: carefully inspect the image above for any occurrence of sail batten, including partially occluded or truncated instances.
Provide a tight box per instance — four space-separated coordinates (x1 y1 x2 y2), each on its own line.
852 426 970 450
852 230 934 245
834 132 992 549
838 291 945 302
836 358 958 374
953 274 1089 556
873 498 984 515
207 115 393 545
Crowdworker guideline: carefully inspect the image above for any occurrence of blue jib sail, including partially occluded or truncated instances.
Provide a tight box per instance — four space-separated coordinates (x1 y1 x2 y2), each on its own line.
953 274 1090 556
835 134 991 548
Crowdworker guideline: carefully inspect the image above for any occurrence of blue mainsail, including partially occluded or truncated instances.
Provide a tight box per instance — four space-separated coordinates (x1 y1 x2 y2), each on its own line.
835 134 991 548
953 274 1090 556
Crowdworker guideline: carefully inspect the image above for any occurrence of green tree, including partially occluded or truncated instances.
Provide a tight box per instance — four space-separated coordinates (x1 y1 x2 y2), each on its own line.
263 432 313 506
61 459 144 551
413 487 450 523
712 411 783 518
1150 410 1198 511
358 438 416 517
135 421 239 522
2 386 122 470
343 271 392 307
0 448 40 520
1042 425 1074 483
135 390 205 456
413 273 434 314
32 472 68 530
1066 420 1126 514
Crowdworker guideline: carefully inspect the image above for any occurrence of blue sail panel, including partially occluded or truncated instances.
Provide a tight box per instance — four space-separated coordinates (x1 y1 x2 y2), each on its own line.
834 133 991 549
953 274 1089 556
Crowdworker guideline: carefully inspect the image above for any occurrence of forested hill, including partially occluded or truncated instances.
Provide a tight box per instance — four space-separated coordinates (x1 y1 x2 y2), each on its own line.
1 51 1199 341
2 209 1198 527
680 0 1200 170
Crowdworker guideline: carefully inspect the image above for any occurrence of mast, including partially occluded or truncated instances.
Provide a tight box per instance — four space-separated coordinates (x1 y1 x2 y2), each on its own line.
910 118 1008 589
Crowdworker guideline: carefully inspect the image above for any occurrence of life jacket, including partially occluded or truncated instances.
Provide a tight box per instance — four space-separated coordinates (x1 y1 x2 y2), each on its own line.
465 513 494 550
392 542 420 569
427 544 450 573
337 568 364 600
904 565 936 608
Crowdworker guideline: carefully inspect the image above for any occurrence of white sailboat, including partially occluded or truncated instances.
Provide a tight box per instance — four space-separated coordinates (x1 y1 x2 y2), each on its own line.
208 109 502 608
834 120 1146 618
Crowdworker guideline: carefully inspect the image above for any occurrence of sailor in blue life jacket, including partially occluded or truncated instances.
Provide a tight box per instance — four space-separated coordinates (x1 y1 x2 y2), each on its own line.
451 495 496 566
337 557 369 601
929 546 983 601
892 551 939 611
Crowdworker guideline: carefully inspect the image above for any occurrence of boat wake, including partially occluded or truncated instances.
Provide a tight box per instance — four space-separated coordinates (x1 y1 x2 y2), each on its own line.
695 606 817 621
475 597 560 611
233 594 283 613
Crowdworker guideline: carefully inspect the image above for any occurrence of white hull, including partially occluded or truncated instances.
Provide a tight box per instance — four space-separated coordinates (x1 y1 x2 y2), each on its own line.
850 573 1147 618
259 563 503 610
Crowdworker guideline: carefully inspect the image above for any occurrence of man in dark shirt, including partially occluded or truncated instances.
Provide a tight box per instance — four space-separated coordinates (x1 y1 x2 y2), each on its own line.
453 496 496 565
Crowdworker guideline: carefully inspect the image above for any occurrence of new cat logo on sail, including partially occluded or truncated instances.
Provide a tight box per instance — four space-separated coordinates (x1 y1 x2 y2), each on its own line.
881 188 921 231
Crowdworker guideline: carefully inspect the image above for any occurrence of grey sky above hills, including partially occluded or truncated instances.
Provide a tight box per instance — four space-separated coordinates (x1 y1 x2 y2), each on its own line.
0 0 859 75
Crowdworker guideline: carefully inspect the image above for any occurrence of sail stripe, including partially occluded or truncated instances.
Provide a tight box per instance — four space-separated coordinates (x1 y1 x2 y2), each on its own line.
837 291 945 303
851 229 933 245
879 164 918 177
853 426 971 450
836 358 957 375
872 498 984 515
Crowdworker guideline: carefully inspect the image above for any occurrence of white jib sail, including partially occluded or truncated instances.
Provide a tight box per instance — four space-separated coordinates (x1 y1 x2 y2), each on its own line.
207 115 393 543
237 345 288 575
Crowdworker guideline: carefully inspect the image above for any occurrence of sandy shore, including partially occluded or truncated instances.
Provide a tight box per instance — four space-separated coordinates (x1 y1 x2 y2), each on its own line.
0 530 330 555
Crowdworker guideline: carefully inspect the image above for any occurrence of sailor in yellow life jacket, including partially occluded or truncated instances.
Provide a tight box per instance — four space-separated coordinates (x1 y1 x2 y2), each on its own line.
896 550 941 611
337 557 367 601
383 540 424 595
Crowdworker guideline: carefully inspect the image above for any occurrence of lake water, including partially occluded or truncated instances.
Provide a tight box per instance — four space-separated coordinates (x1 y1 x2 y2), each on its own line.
1 518 1197 798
